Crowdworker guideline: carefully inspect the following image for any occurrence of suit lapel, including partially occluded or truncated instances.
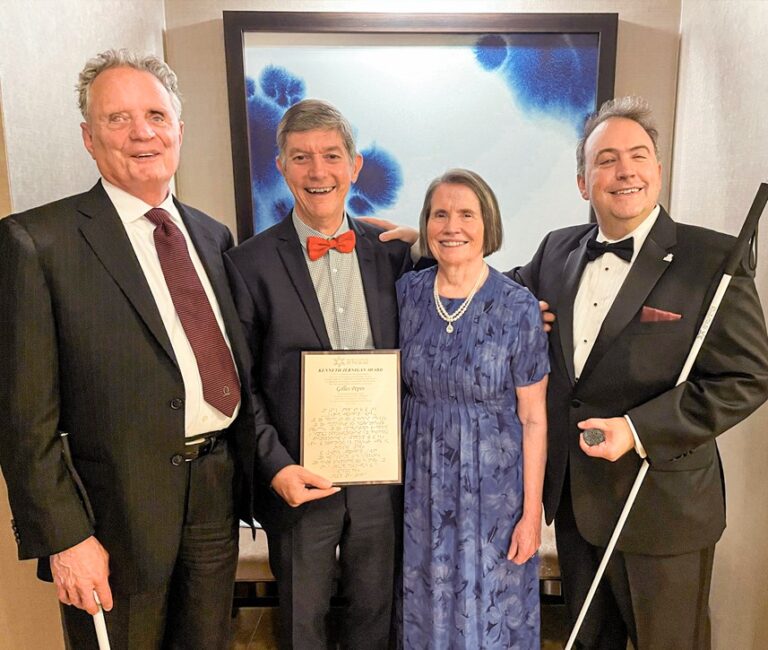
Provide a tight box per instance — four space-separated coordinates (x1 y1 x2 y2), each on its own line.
77 183 177 365
579 210 677 383
350 218 383 348
274 217 332 349
178 202 230 320
557 228 596 385
178 202 249 367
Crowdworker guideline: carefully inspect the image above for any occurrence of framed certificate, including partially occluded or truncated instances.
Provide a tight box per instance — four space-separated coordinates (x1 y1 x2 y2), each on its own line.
301 350 402 485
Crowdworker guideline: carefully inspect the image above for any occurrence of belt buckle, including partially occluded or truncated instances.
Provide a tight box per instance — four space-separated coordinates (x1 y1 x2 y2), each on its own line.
185 433 218 462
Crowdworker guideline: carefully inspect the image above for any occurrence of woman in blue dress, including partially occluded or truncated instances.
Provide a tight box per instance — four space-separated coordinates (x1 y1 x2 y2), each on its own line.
397 169 549 649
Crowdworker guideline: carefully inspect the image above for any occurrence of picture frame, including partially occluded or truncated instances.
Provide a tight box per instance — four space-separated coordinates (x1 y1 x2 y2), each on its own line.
300 349 402 486
223 11 617 267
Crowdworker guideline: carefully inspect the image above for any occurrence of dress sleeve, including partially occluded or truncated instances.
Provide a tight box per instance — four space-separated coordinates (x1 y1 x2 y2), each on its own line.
0 217 94 558
509 290 550 387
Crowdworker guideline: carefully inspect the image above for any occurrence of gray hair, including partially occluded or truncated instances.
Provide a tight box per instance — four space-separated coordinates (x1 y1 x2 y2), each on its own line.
576 96 659 176
419 169 503 259
77 49 182 120
276 99 357 165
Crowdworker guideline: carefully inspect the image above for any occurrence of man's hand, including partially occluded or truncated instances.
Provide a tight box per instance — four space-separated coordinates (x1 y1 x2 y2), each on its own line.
357 217 419 244
507 513 541 565
270 464 341 507
539 300 555 333
577 417 634 461
50 536 112 615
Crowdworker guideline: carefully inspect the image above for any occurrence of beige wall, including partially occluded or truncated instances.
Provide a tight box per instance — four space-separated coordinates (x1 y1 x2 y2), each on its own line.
0 87 11 218
0 84 10 216
164 0 682 240
671 1 768 647
0 0 166 213
0 1 165 647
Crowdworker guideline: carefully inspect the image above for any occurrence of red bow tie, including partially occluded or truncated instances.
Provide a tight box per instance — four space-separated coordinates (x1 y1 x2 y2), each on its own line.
306 230 356 261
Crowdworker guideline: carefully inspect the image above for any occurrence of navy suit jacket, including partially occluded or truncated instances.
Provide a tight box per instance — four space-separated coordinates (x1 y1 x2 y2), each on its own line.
225 215 412 530
513 208 768 555
0 181 257 592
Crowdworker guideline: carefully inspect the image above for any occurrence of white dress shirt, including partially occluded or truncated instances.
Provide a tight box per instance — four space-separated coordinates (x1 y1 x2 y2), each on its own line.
102 180 239 439
573 205 661 457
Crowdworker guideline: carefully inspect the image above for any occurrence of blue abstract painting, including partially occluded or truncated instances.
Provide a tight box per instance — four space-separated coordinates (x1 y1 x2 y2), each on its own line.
243 32 600 269
473 34 598 129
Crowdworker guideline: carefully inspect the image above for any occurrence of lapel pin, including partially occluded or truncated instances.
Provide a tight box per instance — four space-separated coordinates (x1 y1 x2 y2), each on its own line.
663 253 674 262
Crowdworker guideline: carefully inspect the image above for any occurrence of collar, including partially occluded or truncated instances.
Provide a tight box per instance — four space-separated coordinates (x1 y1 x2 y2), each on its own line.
101 178 180 225
597 205 660 263
291 211 351 250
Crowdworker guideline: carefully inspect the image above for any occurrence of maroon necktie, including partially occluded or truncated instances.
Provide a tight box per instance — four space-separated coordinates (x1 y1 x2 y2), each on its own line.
145 208 240 417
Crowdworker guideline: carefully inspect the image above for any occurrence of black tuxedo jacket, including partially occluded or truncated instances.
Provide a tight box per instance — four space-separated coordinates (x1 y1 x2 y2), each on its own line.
225 215 412 530
514 208 768 555
0 182 257 593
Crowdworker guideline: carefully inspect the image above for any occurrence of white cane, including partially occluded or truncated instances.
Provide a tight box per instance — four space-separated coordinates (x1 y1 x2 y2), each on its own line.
565 182 768 650
92 590 111 650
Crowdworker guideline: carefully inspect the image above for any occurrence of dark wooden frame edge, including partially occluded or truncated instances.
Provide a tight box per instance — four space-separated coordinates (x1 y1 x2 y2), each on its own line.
223 11 618 241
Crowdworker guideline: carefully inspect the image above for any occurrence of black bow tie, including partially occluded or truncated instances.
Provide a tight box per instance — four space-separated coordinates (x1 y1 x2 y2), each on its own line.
585 237 634 262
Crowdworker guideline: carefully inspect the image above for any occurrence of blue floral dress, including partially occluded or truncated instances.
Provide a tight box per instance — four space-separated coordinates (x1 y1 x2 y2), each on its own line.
397 266 549 650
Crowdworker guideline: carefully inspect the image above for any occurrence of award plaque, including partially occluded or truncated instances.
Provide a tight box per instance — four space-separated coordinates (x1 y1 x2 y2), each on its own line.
301 350 402 485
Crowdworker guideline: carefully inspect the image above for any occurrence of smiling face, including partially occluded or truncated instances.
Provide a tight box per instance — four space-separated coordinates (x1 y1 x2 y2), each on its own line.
577 117 662 239
276 128 363 233
426 183 486 270
81 67 183 206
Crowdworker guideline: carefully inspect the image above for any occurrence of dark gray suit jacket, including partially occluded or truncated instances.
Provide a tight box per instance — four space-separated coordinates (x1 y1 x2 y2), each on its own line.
0 181 258 593
225 215 412 531
514 208 768 555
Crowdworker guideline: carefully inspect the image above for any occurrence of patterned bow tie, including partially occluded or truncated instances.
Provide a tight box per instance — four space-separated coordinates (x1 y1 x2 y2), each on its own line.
585 236 634 262
306 230 356 261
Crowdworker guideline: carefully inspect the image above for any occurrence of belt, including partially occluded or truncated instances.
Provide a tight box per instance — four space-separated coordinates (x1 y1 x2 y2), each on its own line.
181 431 224 462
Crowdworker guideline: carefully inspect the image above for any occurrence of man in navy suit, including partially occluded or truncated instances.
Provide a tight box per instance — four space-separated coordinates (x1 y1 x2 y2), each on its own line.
513 97 768 649
0 50 262 648
226 99 412 649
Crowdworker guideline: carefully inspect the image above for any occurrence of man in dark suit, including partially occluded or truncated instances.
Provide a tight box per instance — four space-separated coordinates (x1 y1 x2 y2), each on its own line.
0 50 261 649
225 99 412 649
513 97 768 649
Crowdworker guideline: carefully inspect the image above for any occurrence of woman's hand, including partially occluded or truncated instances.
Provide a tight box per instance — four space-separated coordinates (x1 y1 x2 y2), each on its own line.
507 513 541 565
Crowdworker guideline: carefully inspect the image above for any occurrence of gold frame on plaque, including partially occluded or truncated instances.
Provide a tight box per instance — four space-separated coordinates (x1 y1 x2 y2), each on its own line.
300 349 402 486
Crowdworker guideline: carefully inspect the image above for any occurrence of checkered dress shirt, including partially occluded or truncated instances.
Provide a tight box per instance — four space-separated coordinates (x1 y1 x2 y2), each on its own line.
291 212 374 350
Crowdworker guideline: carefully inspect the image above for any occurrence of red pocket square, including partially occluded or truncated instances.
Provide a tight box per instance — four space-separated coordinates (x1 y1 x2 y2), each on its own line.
640 305 682 322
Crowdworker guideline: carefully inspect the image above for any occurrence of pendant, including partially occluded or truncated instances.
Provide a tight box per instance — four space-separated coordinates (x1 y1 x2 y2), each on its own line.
446 323 454 333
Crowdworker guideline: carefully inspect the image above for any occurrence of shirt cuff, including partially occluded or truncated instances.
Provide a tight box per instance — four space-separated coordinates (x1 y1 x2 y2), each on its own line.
624 414 647 459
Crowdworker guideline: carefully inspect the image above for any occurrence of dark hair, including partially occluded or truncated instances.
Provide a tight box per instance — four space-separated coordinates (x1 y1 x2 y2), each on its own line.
576 96 659 176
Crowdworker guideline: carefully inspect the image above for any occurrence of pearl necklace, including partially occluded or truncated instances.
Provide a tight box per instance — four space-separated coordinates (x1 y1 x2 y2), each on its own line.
433 264 487 333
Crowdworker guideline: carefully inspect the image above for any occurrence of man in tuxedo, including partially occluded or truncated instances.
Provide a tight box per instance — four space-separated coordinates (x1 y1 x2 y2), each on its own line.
225 99 412 649
0 50 261 649
513 96 768 649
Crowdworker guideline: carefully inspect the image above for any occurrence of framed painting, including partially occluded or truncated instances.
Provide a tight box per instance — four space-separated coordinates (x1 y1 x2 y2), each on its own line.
224 11 617 269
